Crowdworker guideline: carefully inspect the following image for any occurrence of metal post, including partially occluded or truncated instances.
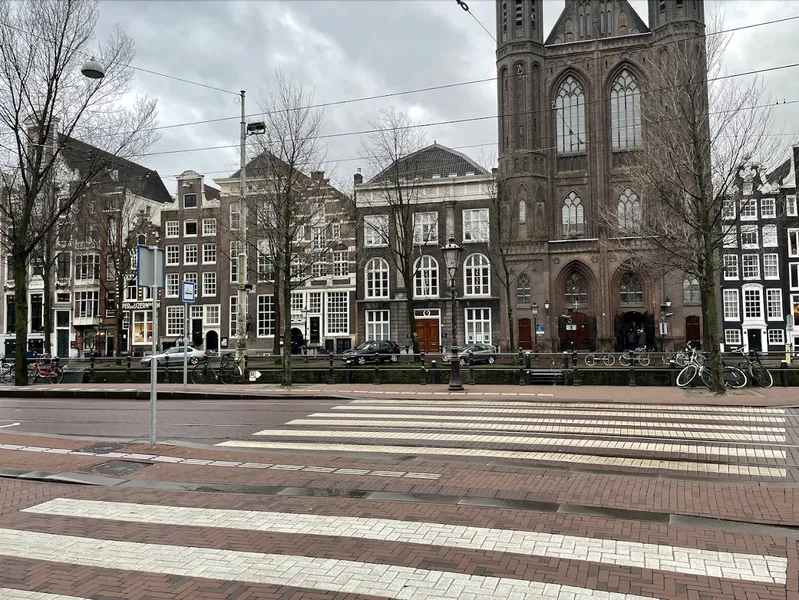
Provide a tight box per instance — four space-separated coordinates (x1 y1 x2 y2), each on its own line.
183 302 188 390
448 281 463 390
236 89 248 381
149 247 158 449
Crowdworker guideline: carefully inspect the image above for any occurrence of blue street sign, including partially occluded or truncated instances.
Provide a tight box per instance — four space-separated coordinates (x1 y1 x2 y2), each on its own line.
535 325 545 337
180 280 196 303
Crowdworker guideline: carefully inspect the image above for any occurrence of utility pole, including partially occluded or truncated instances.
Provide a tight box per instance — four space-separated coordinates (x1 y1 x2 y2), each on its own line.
236 90 248 379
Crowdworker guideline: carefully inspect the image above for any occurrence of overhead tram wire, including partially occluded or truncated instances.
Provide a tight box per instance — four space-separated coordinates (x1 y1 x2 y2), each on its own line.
455 0 496 42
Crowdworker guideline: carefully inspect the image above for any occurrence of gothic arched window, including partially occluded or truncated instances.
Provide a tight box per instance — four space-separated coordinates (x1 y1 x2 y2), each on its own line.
516 274 531 306
556 76 586 154
617 187 641 232
562 191 585 236
565 272 588 307
620 273 644 305
464 254 491 296
414 255 439 298
683 277 700 304
365 257 389 299
518 200 526 224
611 69 641 150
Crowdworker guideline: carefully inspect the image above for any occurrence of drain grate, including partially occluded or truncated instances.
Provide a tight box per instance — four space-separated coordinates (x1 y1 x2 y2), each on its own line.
77 442 127 455
85 460 152 477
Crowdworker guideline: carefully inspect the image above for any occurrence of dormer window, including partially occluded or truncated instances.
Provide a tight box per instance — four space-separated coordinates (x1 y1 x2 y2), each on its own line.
183 193 197 209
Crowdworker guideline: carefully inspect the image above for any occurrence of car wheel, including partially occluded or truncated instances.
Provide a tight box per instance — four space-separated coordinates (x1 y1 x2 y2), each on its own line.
487 356 495 365
390 354 398 363
357 356 366 365
190 357 199 365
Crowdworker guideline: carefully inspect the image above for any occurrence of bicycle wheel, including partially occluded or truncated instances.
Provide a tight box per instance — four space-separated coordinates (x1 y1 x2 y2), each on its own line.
676 364 697 387
584 354 596 366
220 364 242 385
750 363 773 388
637 354 651 367
191 365 206 384
49 366 64 384
724 366 747 389
602 354 615 367
699 365 713 388
619 353 631 367
27 369 37 385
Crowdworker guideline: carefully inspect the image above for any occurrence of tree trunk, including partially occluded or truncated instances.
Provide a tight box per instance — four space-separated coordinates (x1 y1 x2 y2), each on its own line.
700 270 724 394
272 275 281 357
13 256 29 386
42 265 53 355
281 273 292 387
504 281 515 352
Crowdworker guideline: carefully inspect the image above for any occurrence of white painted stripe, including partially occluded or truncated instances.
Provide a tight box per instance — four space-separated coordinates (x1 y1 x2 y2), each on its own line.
290 418 786 443
251 429 786 460
346 400 786 413
25 498 786 584
334 405 786 423
0 528 652 600
218 440 787 477
0 589 90 600
0 422 19 429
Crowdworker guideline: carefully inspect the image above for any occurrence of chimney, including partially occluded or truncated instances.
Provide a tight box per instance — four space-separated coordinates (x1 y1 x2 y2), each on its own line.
311 170 324 182
354 171 363 185
492 167 498 175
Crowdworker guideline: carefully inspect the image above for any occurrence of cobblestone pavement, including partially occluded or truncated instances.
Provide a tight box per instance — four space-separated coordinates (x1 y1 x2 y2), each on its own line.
1 395 799 598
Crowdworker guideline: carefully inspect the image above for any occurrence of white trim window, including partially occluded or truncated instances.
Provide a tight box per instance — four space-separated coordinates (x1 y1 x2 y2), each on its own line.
75 254 100 281
723 228 737 248
739 198 757 221
740 225 758 249
555 76 586 154
761 197 776 219
257 295 275 337
724 329 742 346
742 254 760 280
365 310 390 341
722 254 739 280
74 290 99 318
202 218 217 236
465 307 492 344
723 289 739 321
682 278 700 305
768 329 785 345
464 253 491 296
331 222 341 240
308 292 322 314
413 212 438 245
789 229 799 258
184 244 198 266
463 208 489 242
202 272 216 297
790 263 799 291
230 241 241 283
326 291 349 335
311 261 327 278
165 221 179 238
183 193 197 209
204 305 220 327
183 272 197 291
721 199 736 220
763 254 779 280
787 195 798 217
312 226 326 251
333 251 350 277
743 286 763 321
184 220 198 237
230 203 241 230
166 245 179 266
132 311 153 344
762 224 778 247
365 257 389 299
166 273 179 298
166 306 184 337
364 215 388 247
414 255 439 298
229 296 248 338
766 288 782 321
202 243 216 265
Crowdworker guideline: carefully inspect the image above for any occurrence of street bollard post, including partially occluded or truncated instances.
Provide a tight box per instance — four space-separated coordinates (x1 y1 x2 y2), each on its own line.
420 352 426 385
629 355 636 387
468 351 476 385
126 355 131 383
781 361 788 387
163 355 170 384
518 349 526 386
431 360 437 385
562 351 569 370
669 360 677 387
89 353 96 384
524 351 531 385
572 350 581 386
373 354 380 385
328 352 334 384
345 359 351 384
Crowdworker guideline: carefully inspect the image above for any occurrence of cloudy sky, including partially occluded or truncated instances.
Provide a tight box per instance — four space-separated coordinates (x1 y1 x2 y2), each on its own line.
93 0 799 195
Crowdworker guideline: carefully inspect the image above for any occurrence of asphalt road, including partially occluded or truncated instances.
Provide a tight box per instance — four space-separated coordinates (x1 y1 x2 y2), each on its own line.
0 396 340 444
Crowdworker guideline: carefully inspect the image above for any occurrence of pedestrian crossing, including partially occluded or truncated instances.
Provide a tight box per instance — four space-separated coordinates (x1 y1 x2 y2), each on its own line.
218 400 791 479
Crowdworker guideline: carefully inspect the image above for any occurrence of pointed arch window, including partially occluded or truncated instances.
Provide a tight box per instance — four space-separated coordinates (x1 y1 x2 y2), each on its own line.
464 253 491 296
365 257 389 299
565 272 588 307
683 277 700 304
562 191 585 236
516 274 531 306
555 76 586 154
617 187 641 232
620 273 644 305
414 255 439 298
518 200 526 224
611 69 641 150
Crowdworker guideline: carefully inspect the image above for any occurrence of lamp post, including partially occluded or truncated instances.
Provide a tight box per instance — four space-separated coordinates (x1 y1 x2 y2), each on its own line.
441 235 464 391
531 302 539 358
659 298 672 352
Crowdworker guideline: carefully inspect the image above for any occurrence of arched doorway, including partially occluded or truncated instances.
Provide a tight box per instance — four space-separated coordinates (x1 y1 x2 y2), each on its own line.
617 310 645 350
560 312 590 350
518 318 532 350
686 316 701 348
205 330 219 353
290 327 305 354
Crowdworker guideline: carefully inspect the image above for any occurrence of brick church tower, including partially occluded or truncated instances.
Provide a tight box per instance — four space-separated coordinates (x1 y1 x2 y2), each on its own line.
495 0 707 352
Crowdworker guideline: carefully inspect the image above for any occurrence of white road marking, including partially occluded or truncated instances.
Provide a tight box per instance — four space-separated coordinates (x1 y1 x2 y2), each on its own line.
0 528 654 600
26 498 787 584
344 400 785 413
250 429 786 460
217 440 787 477
289 418 785 443
0 422 19 429
0 589 91 600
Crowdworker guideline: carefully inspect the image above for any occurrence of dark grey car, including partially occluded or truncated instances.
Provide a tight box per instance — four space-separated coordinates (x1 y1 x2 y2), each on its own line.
456 343 496 365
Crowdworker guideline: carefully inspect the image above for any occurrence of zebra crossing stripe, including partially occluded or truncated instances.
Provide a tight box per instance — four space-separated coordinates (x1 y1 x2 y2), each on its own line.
0 528 655 600
0 590 90 600
24 498 787 583
344 400 785 413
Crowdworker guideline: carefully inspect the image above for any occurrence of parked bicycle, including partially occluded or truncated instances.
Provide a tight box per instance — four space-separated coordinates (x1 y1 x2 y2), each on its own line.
729 348 773 388
619 346 651 367
27 353 64 384
662 345 691 367
584 351 615 367
191 353 242 385
0 358 13 383
676 348 746 389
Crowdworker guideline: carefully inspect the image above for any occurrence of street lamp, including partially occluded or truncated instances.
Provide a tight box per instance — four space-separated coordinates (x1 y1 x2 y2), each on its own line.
81 58 105 79
531 302 539 358
440 235 464 391
660 298 673 352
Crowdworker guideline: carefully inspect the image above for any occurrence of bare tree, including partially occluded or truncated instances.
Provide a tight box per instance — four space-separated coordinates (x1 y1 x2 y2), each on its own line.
359 108 429 356
601 15 778 392
0 0 158 384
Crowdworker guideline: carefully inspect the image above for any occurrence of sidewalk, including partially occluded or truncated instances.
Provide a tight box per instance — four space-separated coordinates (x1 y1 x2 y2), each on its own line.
0 381 796 404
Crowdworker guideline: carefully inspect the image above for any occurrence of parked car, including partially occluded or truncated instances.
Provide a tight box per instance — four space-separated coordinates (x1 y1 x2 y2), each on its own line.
342 340 401 365
141 346 208 366
443 343 497 365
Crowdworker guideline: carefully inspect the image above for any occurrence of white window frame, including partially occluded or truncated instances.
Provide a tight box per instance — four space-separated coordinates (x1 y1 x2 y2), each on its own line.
365 257 389 299
165 220 179 238
722 254 739 280
742 254 760 281
202 243 217 265
742 285 764 322
166 273 179 298
762 224 778 247
202 272 217 297
464 307 492 344
766 288 782 321
166 245 180 266
413 212 439 245
365 310 390 341
257 295 275 337
326 291 349 335
364 215 388 247
184 244 198 266
739 198 758 221
740 225 758 249
183 272 197 290
763 253 779 280
761 197 776 219
230 241 242 283
308 292 322 314
721 199 736 220
204 304 220 327
166 306 184 337
463 208 489 243
768 329 784 345
790 263 799 291
463 253 491 297
202 218 217 237
132 310 153 345
331 222 341 240
184 219 198 237
724 329 742 346
414 255 439 299
723 289 739 321
333 251 349 277
73 290 99 318
312 226 326 251
230 204 241 230
787 195 798 217
723 229 737 248
788 229 799 258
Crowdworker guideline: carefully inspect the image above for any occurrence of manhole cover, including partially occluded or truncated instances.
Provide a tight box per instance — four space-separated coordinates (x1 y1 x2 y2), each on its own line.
85 460 152 477
77 442 127 455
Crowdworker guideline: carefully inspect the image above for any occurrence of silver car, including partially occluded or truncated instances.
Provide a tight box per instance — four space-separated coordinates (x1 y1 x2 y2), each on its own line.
457 343 497 365
141 346 207 366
